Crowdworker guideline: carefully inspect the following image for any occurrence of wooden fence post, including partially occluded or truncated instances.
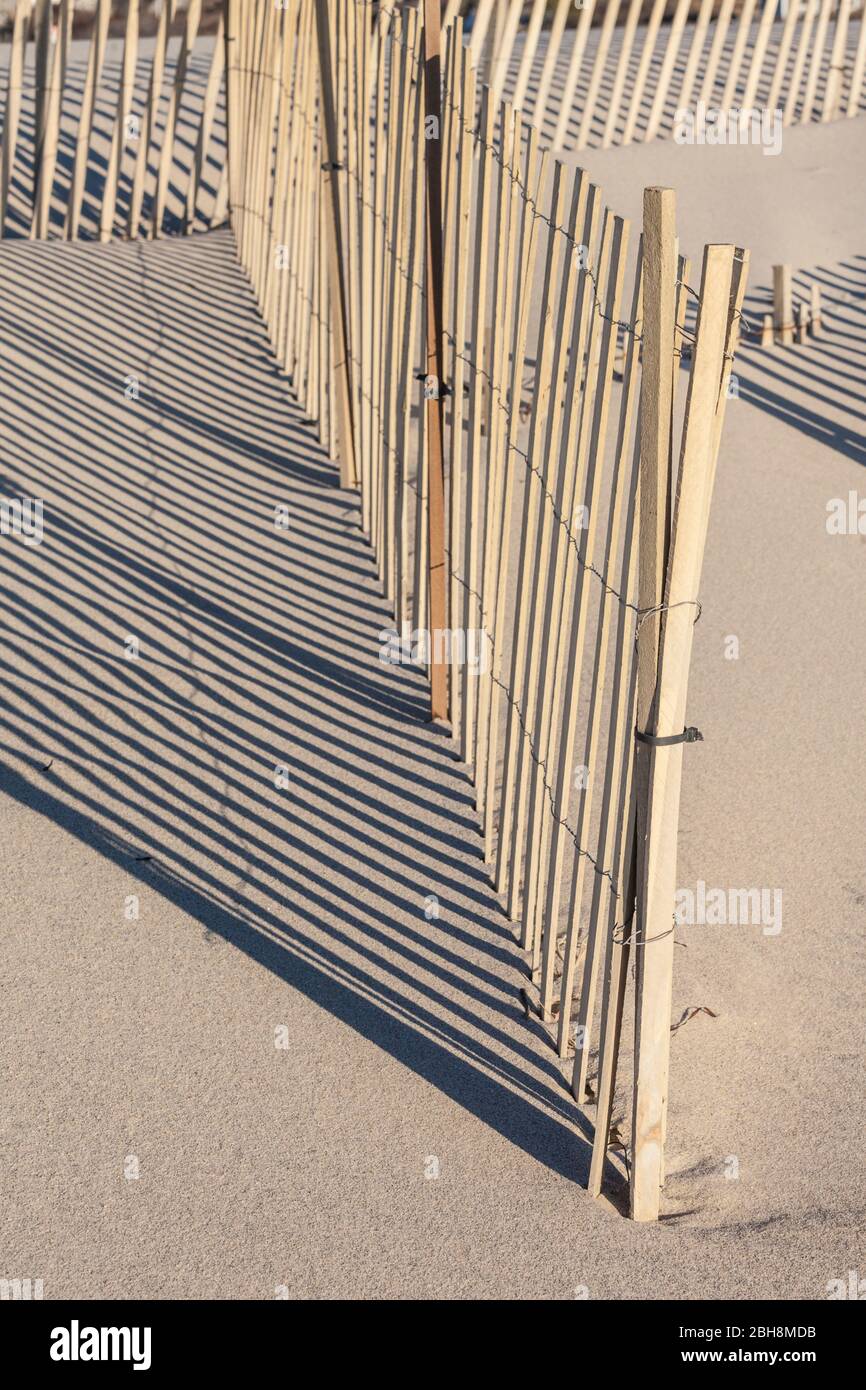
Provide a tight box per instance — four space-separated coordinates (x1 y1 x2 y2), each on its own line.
312 0 357 488
423 0 447 722
630 186 677 1223
631 241 737 1222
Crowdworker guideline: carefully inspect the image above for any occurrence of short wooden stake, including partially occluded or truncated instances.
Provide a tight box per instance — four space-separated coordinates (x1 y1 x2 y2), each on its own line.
761 312 774 348
796 300 808 344
810 283 822 337
773 264 793 346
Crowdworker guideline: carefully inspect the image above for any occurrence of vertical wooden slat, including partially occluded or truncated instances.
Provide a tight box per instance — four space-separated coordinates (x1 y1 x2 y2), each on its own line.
622 0 666 146
741 0 780 112
644 0 690 144
33 0 74 238
552 0 596 149
380 12 415 597
100 0 139 241
784 0 818 124
152 0 201 238
475 100 519 816
697 0 736 108
587 696 638 1197
602 0 642 147
312 0 357 486
468 0 497 67
369 5 390 558
767 0 802 116
490 0 525 105
185 8 225 231
512 0 547 114
674 0 715 119
720 0 759 110
424 0 448 721
800 0 835 123
260 0 287 334
821 0 852 121
342 0 361 483
577 0 622 150
66 0 110 239
447 44 476 744
128 0 173 238
357 1 375 536
404 29 428 632
0 0 30 236
533 0 570 131
373 10 400 574
846 8 866 115
31 0 51 214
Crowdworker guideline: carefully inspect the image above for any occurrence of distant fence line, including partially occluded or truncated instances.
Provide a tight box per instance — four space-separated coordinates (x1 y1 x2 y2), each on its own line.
7 0 863 237
0 0 227 238
447 0 866 150
226 0 748 1221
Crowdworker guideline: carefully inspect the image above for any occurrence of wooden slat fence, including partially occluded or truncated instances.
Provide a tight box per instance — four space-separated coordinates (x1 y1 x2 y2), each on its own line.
444 0 866 149
0 0 227 238
224 0 750 1222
